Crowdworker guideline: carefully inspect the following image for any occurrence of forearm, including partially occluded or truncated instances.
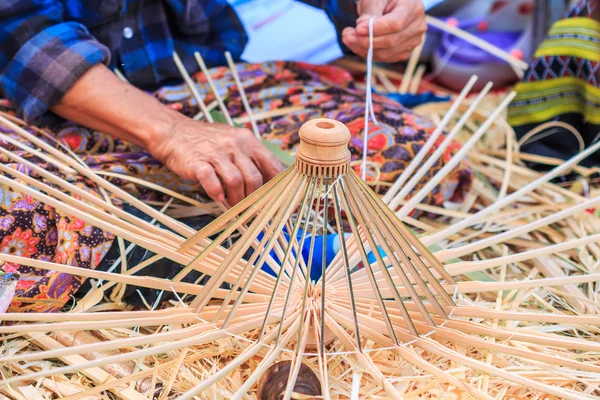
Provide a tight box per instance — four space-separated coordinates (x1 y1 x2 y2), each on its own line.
50 64 184 149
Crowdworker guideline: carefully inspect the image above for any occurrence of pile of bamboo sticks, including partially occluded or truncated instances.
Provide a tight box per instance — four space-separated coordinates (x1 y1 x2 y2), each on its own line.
1 18 599 400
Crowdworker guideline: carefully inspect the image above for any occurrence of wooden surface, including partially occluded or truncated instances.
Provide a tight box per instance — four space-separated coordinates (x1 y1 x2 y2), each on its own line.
295 118 351 178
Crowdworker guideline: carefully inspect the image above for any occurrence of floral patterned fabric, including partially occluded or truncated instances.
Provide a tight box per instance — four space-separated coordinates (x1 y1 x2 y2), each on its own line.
0 61 471 313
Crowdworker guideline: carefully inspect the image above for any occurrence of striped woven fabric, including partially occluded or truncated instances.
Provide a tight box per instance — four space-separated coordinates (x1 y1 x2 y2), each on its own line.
508 0 600 166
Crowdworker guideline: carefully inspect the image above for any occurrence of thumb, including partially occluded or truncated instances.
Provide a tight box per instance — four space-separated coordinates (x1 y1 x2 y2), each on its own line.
356 0 388 35
357 0 388 17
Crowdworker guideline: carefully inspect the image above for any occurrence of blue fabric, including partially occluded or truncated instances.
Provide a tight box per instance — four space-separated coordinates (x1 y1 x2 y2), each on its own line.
0 0 357 123
382 92 452 108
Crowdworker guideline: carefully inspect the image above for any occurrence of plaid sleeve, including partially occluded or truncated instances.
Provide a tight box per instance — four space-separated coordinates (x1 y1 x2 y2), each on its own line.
0 0 111 123
298 0 358 53
171 0 248 67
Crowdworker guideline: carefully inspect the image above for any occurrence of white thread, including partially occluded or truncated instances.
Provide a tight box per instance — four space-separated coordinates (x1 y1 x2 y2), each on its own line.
452 284 459 302
170 285 188 308
421 330 435 338
361 17 379 180
322 175 343 198
151 290 164 311
438 309 455 328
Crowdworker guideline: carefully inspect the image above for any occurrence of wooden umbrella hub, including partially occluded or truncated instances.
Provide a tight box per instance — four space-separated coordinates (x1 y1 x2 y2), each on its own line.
295 118 351 179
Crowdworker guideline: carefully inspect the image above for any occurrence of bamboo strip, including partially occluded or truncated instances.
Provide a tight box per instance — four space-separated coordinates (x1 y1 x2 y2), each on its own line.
399 34 425 94
409 65 426 94
224 51 260 139
383 75 478 204
422 131 600 247
398 91 517 218
172 51 213 123
0 115 195 237
27 332 147 400
388 81 493 210
194 51 234 126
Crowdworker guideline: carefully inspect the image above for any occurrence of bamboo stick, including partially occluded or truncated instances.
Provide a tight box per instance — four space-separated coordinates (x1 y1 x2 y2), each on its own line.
224 51 260 139
383 75 478 204
194 51 234 126
172 51 213 123
398 91 517 218
399 34 425 94
425 16 529 74
388 81 493 209
423 138 600 246
409 65 426 94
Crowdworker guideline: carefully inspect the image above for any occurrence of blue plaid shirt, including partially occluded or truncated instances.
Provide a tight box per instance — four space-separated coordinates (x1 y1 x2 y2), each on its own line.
0 0 357 123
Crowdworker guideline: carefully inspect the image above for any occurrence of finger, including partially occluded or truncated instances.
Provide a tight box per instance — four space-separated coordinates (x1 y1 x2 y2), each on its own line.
346 30 409 50
251 142 286 181
235 129 285 181
356 6 423 37
342 30 369 58
373 48 414 62
353 17 424 47
234 154 264 196
344 31 420 61
213 160 245 205
194 161 225 203
357 0 388 17
356 14 402 36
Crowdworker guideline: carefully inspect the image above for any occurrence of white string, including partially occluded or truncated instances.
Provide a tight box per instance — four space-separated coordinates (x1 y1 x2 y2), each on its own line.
361 17 379 180
438 308 455 328
322 175 343 198
452 284 460 302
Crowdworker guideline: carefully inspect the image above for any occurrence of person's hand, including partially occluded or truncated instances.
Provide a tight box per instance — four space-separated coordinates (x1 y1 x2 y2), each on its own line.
342 0 426 62
149 118 285 205
50 64 284 206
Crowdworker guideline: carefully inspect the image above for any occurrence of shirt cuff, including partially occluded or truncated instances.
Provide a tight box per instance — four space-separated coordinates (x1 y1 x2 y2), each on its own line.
1 22 110 123
323 0 359 54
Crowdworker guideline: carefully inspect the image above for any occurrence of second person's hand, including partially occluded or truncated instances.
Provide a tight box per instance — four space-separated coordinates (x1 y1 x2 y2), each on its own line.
342 0 426 62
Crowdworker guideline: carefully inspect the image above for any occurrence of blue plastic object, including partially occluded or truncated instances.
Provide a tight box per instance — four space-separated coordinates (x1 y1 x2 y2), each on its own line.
256 228 343 281
255 228 389 281
382 92 451 108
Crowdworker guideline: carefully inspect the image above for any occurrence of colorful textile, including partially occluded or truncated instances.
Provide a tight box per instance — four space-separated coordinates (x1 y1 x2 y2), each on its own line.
0 0 356 124
0 61 472 313
507 0 600 166
158 62 473 205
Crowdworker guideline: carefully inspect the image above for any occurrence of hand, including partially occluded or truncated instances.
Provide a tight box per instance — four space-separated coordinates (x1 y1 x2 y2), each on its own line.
50 64 284 205
150 118 285 205
342 0 426 62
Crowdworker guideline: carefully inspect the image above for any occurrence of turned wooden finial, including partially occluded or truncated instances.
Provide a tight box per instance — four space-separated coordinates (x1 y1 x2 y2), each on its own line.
295 118 351 178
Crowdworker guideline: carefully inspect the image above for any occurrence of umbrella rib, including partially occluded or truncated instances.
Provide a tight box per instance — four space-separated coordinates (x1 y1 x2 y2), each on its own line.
332 184 363 351
192 174 304 312
274 177 319 346
215 175 306 324
258 177 314 340
342 177 420 336
338 178 401 342
346 174 445 322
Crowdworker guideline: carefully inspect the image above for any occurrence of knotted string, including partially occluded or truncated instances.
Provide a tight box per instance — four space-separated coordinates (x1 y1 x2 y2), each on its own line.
361 17 379 180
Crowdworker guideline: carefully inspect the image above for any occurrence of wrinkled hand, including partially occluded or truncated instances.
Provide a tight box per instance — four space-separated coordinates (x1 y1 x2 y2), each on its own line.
150 118 285 205
342 0 426 62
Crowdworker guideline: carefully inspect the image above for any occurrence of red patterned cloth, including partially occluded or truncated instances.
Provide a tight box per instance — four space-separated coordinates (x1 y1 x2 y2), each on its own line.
0 61 471 313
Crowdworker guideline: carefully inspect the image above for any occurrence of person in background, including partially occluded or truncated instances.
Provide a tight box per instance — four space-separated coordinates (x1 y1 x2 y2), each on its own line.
1 0 426 205
1 0 451 313
508 0 600 168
